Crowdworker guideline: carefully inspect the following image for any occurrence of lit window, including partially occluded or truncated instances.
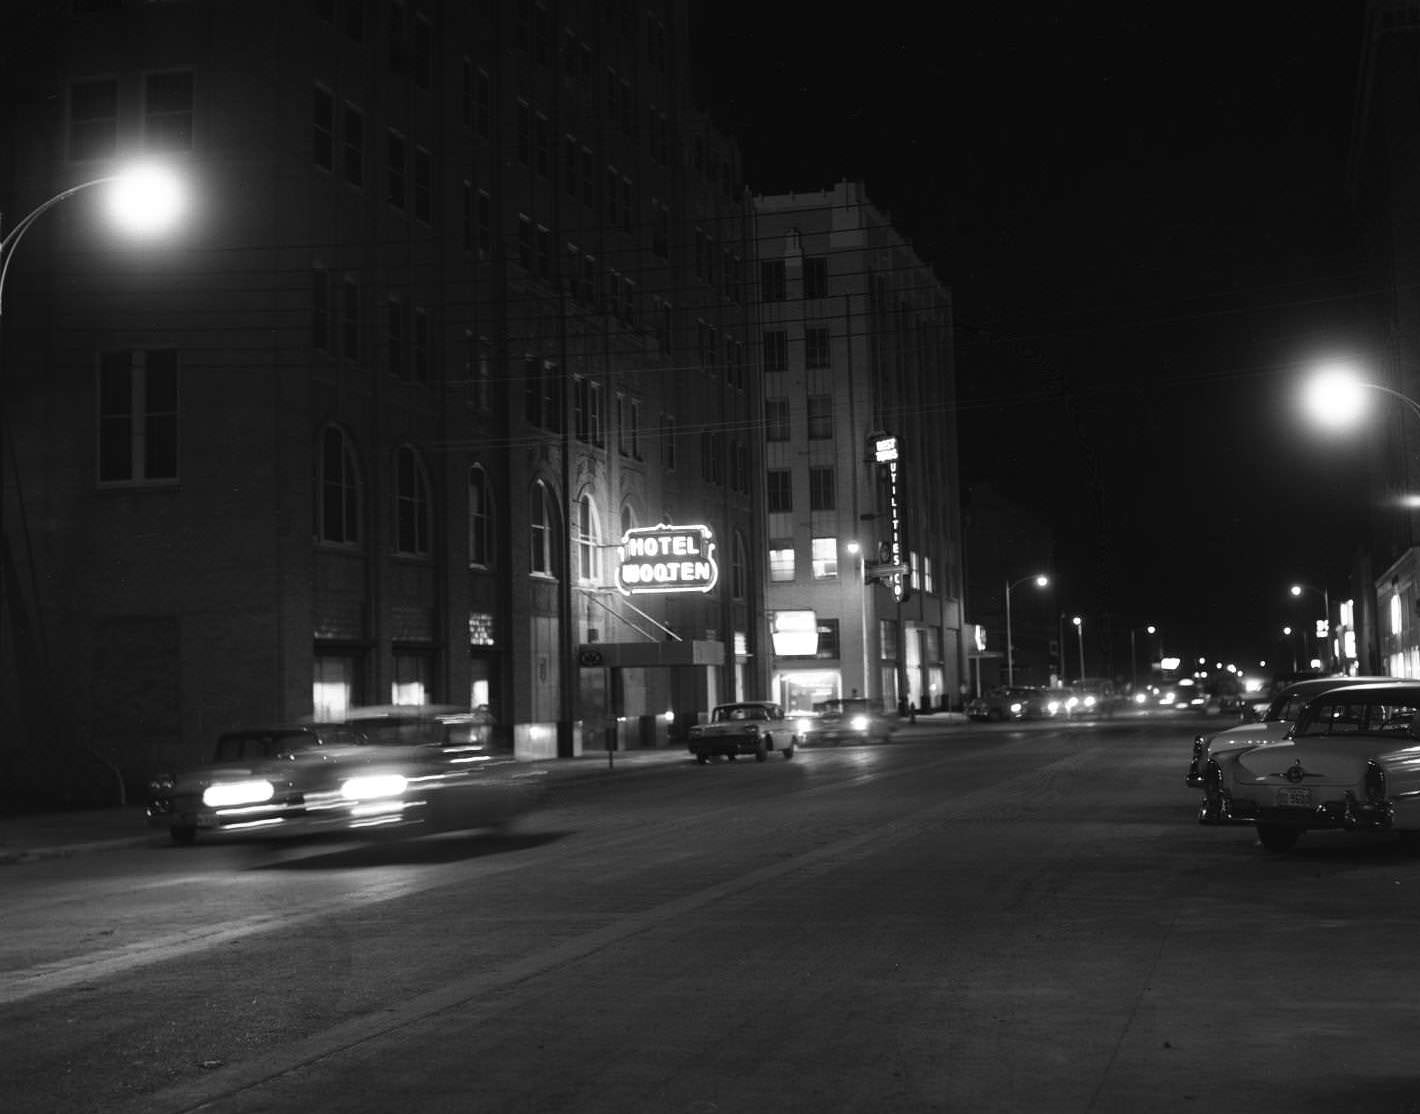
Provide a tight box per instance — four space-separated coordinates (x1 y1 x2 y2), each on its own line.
391 652 431 706
577 493 601 583
769 544 795 582
812 537 838 580
1392 592 1403 638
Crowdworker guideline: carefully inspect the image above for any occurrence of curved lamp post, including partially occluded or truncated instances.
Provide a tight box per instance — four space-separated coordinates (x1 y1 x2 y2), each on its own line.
1289 583 1331 671
1004 573 1049 687
1 163 186 315
1072 615 1085 682
1129 624 1157 690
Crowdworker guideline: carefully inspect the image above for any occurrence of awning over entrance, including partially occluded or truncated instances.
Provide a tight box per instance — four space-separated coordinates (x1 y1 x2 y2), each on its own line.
576 640 726 669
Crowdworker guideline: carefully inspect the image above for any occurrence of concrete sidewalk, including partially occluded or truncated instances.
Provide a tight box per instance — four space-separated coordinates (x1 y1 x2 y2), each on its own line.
0 716 966 865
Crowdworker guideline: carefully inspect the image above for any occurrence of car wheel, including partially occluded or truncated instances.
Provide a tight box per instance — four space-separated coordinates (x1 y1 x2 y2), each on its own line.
1257 824 1300 853
169 824 197 846
755 736 769 762
695 752 708 765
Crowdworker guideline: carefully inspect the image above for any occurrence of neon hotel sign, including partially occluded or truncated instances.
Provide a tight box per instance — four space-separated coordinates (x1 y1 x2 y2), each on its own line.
616 523 719 596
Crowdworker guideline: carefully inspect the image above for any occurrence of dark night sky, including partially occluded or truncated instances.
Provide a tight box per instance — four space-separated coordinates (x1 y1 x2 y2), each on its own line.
692 1 1378 674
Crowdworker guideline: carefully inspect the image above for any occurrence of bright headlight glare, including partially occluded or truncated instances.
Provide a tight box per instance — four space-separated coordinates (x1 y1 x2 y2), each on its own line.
850 715 869 731
341 773 408 801
203 780 274 808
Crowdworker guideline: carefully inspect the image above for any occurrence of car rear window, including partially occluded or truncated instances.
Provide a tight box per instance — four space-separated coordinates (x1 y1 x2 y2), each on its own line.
1296 699 1420 738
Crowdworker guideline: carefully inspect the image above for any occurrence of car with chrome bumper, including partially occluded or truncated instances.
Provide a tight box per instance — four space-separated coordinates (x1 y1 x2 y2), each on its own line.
1198 681 1420 852
1186 674 1391 787
688 701 801 763
145 706 546 845
800 697 897 743
966 686 1048 722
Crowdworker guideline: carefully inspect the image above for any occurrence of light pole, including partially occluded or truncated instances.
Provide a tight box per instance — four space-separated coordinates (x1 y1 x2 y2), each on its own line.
847 541 872 700
1072 615 1085 682
1004 573 1049 687
1289 583 1331 671
1129 624 1157 690
1282 626 1298 672
0 163 186 661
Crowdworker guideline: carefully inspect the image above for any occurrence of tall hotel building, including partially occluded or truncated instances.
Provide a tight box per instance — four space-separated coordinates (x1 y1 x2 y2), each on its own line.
0 0 764 798
754 183 966 713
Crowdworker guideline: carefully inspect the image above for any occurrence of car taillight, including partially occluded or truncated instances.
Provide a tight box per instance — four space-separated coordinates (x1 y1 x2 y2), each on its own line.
1364 760 1387 803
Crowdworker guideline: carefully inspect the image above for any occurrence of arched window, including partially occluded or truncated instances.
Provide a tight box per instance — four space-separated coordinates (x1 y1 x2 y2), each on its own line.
732 529 748 600
315 424 362 545
530 479 558 577
395 445 431 555
620 503 635 541
468 465 492 567
576 492 602 583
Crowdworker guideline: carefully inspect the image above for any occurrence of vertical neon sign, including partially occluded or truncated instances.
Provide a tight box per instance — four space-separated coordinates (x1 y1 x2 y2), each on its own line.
872 433 905 602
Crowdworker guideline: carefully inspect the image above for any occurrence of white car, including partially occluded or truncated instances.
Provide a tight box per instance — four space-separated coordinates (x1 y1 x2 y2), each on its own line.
1186 675 1392 787
1199 681 1420 852
687 701 801 764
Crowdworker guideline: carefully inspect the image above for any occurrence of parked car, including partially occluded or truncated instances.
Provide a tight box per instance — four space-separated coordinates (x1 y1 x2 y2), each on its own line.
801 697 897 743
1186 675 1392 787
966 686 1049 722
687 701 802 763
1198 680 1420 853
145 705 546 845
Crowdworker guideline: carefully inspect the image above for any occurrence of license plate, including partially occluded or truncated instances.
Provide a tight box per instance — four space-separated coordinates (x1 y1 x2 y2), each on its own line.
1275 787 1313 808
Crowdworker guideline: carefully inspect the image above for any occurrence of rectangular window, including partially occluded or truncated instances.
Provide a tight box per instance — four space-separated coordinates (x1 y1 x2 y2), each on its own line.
815 619 840 660
924 556 934 594
312 86 335 170
98 349 179 484
807 395 832 440
765 398 790 442
812 537 838 579
311 267 330 352
341 276 360 360
70 78 118 160
761 260 786 302
385 297 404 378
385 129 406 208
763 331 788 373
413 14 432 88
809 466 835 511
413 307 430 383
414 147 432 222
767 469 792 513
803 257 828 299
805 327 830 369
589 380 604 445
769 544 795 583
144 71 194 153
343 102 364 185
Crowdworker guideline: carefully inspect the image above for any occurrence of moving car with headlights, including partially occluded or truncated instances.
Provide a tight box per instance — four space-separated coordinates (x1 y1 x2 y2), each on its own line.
1198 681 1420 853
687 701 801 763
801 697 897 743
1042 680 1119 719
965 686 1048 722
145 706 546 845
1186 674 1391 787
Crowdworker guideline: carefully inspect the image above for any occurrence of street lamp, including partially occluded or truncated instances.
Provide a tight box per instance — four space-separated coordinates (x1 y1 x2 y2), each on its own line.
0 163 186 639
0 163 187 314
1129 624 1157 690
1004 573 1049 687
1282 626 1298 672
846 541 871 700
1072 615 1085 682
1289 583 1332 671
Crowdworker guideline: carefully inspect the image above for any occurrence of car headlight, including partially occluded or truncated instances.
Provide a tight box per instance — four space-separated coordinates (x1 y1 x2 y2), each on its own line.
1134 692 1147 704
341 773 409 801
849 714 869 731
1009 702 1023 715
203 779 275 808
795 718 814 733
1047 700 1062 714
1082 695 1096 708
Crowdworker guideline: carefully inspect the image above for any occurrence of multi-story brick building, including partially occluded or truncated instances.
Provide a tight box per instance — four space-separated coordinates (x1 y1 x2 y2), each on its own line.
0 0 765 800
753 183 967 714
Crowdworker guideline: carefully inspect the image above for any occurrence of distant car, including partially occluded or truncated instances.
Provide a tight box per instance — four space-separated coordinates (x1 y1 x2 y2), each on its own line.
1186 675 1392 787
687 701 801 763
145 705 546 845
1040 682 1119 719
966 687 1048 722
1199 680 1420 853
801 697 896 743
1152 679 1209 713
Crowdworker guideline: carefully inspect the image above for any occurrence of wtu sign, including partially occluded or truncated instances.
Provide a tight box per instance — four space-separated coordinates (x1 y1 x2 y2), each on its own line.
616 524 719 596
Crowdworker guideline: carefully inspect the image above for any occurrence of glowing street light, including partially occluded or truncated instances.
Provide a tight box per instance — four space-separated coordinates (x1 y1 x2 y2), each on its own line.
1129 624 1157 690
0 162 187 315
1300 363 1420 433
1289 583 1331 671
1072 615 1085 682
1005 573 1049 687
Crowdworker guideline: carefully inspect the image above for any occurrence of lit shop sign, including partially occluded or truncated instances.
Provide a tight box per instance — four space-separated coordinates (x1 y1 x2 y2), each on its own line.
616 523 719 595
870 433 906 602
771 610 819 656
